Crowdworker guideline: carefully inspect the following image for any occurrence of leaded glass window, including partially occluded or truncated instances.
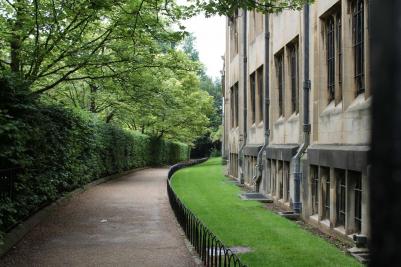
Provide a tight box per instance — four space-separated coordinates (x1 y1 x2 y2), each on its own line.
353 0 365 95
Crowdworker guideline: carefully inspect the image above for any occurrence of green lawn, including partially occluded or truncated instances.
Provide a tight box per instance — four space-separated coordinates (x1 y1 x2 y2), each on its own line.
171 158 361 267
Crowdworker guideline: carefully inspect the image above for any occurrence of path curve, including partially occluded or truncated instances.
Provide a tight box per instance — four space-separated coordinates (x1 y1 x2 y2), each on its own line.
0 168 196 267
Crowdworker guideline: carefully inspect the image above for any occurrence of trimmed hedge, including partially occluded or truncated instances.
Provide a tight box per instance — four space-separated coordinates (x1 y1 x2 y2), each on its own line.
0 101 188 235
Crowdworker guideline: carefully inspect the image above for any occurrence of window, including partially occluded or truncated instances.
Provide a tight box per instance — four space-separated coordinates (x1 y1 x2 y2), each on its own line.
275 52 284 117
257 66 264 123
354 174 362 233
327 17 336 102
284 162 290 202
325 175 331 220
271 160 277 195
289 44 299 113
336 170 346 227
234 83 239 127
323 6 342 103
250 73 256 124
353 0 365 95
321 167 330 221
230 83 239 128
230 87 234 128
278 161 283 199
311 166 319 215
337 15 342 95
230 153 239 178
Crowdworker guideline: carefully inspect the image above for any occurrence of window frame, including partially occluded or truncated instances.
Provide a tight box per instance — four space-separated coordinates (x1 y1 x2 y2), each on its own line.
230 83 239 129
354 174 362 233
321 4 342 105
256 66 264 123
311 166 319 215
271 160 277 195
284 161 290 202
278 161 283 199
352 0 365 96
250 72 256 124
275 52 285 117
234 83 239 127
320 167 331 221
230 86 235 129
336 14 343 96
336 170 346 227
327 16 336 102
324 175 331 220
288 43 299 114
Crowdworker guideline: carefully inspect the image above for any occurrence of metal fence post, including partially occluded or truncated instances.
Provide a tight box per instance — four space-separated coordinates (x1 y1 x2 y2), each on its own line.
167 159 247 267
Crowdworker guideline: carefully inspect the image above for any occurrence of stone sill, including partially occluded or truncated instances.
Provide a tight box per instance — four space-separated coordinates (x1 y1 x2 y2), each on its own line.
320 219 331 228
334 226 346 235
309 214 319 223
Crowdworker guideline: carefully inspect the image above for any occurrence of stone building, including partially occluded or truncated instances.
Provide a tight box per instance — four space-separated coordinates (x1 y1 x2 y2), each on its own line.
222 0 370 242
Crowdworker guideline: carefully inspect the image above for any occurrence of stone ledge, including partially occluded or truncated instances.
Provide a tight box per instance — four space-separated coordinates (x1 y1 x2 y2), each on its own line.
266 144 299 161
308 144 369 172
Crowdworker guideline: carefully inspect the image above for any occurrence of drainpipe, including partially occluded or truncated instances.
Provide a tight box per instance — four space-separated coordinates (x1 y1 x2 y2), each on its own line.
253 11 270 192
239 9 248 184
292 4 311 214
221 67 227 162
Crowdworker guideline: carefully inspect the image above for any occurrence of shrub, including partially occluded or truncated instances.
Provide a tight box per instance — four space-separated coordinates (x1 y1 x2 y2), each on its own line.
0 91 188 235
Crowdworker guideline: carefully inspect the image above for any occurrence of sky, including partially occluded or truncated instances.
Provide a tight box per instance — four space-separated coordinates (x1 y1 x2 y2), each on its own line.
180 14 226 79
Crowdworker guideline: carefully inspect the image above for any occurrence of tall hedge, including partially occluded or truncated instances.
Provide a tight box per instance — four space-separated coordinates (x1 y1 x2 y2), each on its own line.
0 95 188 234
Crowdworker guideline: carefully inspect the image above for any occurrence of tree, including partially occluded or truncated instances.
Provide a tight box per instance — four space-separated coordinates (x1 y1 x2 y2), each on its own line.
1 0 311 148
114 67 214 143
0 0 189 95
182 33 200 62
180 34 223 155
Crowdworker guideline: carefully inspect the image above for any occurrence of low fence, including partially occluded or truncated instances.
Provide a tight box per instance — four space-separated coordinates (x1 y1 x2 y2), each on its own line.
0 168 19 200
167 159 247 267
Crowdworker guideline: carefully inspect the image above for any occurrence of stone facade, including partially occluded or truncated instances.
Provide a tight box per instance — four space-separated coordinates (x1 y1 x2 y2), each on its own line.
222 0 370 241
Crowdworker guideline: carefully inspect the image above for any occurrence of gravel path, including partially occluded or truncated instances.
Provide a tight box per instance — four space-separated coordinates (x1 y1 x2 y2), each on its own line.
0 168 196 267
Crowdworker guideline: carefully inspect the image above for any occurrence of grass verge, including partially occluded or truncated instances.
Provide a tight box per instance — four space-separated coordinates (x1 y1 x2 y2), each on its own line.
171 157 361 267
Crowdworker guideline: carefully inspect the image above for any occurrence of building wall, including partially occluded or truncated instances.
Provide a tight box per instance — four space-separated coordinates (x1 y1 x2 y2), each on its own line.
223 0 371 241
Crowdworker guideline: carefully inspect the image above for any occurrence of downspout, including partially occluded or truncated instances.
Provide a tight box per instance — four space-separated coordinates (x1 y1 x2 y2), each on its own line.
221 67 226 162
292 4 311 214
239 9 248 184
253 11 270 192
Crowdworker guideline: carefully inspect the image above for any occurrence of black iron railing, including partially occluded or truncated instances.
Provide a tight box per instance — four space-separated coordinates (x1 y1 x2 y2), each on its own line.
0 168 19 200
167 159 247 267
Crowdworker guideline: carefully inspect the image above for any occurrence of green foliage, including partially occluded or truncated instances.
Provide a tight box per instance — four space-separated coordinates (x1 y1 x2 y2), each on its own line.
182 34 200 62
190 0 313 17
181 34 223 156
0 84 188 235
171 158 361 267
107 67 213 144
0 0 189 94
199 75 222 131
0 0 220 147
